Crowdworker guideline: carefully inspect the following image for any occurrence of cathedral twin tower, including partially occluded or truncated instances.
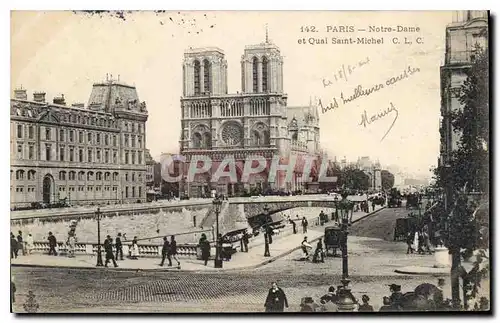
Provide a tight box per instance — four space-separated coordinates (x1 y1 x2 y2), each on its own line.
182 41 284 97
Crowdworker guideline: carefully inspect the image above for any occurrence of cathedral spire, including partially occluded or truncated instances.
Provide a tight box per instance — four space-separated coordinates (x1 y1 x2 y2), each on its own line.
265 24 269 43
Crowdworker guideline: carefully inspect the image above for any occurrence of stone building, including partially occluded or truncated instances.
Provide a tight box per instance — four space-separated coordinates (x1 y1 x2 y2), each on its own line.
440 11 488 166
179 37 322 198
10 77 148 208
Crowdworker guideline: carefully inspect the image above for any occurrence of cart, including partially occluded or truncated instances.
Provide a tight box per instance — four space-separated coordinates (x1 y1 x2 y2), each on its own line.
324 226 342 257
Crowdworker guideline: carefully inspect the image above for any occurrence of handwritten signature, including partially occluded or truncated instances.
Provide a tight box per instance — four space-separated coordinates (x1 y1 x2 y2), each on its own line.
318 65 420 114
359 102 399 142
322 57 370 87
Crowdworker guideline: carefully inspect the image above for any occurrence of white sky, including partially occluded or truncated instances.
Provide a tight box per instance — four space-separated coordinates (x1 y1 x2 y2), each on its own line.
11 11 453 177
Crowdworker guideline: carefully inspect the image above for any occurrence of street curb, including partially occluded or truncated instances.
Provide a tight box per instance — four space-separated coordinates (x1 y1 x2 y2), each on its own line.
11 207 387 273
394 268 449 276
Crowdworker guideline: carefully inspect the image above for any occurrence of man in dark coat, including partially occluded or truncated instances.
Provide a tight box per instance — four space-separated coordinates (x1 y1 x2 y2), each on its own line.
17 231 25 256
104 235 118 268
47 232 57 256
115 233 124 261
242 231 249 252
168 235 181 268
11 233 18 259
160 236 171 267
301 217 308 234
289 218 297 234
264 282 288 312
199 234 211 265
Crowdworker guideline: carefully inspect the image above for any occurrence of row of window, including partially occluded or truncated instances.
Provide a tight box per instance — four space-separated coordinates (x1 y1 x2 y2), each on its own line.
15 186 36 193
13 169 144 182
16 124 144 148
122 121 144 134
55 185 142 198
124 150 143 165
16 143 121 164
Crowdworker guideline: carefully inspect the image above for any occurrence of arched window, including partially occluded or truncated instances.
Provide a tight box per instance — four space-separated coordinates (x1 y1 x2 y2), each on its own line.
96 172 102 181
193 132 202 148
252 57 259 93
194 60 201 95
113 172 119 181
78 171 85 181
203 59 211 94
87 171 94 181
104 172 110 181
262 130 270 145
203 132 211 148
16 170 25 180
59 171 66 181
252 130 261 146
262 56 268 92
28 170 36 180
69 171 76 180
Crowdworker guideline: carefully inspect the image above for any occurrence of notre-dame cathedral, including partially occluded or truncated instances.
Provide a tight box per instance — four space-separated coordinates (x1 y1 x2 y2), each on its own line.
179 36 323 198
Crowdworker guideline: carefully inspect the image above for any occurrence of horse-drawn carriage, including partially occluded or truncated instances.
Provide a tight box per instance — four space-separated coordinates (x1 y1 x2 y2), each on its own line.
406 193 420 209
388 196 402 208
324 226 345 257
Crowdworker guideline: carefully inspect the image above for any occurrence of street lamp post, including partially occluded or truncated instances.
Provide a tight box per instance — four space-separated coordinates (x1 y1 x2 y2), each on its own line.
263 205 271 257
333 196 339 222
336 193 356 312
95 207 104 266
212 196 223 268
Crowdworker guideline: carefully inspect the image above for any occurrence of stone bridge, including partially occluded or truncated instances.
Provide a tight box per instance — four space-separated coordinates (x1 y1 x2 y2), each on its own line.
10 195 365 244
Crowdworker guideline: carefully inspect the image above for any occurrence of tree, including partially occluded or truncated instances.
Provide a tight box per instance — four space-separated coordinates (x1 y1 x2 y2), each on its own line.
435 44 490 310
381 170 395 190
340 167 370 191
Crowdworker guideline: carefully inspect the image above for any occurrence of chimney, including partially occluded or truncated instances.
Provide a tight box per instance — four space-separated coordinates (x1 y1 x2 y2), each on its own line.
14 88 27 100
33 92 46 103
53 94 66 105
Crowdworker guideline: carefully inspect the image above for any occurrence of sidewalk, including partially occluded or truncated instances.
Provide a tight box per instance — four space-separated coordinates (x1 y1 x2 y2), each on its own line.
10 206 384 272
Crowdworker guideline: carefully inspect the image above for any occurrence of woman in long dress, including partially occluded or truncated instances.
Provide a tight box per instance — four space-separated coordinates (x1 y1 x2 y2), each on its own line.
131 236 139 259
25 233 34 255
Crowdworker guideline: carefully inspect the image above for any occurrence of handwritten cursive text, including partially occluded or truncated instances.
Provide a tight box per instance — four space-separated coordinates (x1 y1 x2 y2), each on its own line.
359 102 399 141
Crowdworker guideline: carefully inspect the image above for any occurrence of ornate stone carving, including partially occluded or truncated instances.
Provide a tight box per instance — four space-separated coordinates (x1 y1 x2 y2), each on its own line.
140 101 147 112
220 121 243 146
127 99 138 110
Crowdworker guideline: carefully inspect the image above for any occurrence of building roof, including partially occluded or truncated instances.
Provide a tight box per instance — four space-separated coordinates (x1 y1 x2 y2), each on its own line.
87 80 145 113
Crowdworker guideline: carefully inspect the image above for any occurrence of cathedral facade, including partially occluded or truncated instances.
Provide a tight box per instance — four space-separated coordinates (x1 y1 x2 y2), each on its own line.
179 39 323 198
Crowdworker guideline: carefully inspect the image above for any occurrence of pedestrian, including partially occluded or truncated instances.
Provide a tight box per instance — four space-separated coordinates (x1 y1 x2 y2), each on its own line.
115 233 124 261
264 282 289 312
266 225 273 244
301 236 312 260
312 240 325 263
379 297 394 312
388 284 404 311
47 232 58 256
17 231 25 256
10 233 18 259
199 233 211 266
358 295 374 312
242 230 249 252
289 218 297 234
406 232 415 254
67 234 76 258
159 236 171 266
301 217 308 234
320 286 338 304
372 200 376 212
104 235 118 268
26 233 34 255
169 235 181 268
130 236 139 260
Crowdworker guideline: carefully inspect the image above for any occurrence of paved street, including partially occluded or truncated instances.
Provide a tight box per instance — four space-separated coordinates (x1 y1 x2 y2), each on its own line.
11 206 447 313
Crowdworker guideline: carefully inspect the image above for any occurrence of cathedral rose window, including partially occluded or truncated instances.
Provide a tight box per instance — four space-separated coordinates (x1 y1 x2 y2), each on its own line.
221 122 243 146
